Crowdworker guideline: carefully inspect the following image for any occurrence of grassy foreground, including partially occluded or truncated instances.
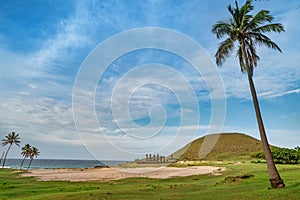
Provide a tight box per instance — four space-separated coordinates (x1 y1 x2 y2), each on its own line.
1 162 299 200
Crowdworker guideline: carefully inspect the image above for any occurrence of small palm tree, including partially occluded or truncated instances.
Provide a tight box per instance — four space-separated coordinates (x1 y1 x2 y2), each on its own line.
212 0 285 188
27 146 40 170
20 144 31 169
1 132 21 167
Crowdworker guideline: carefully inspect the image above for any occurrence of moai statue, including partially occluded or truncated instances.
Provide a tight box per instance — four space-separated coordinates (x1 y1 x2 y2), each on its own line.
146 154 148 161
157 154 159 161
149 154 152 161
153 154 156 161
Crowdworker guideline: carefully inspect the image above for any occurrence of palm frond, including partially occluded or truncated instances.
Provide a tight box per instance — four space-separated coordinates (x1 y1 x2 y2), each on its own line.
245 9 273 31
227 4 235 18
238 0 253 28
241 0 254 14
245 43 258 76
249 33 282 52
252 23 285 33
246 49 254 76
237 47 247 72
245 38 260 67
215 38 234 66
212 20 232 39
1 140 9 146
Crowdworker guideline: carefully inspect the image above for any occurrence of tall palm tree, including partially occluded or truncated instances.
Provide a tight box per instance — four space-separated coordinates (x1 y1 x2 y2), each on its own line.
20 144 31 169
1 132 21 168
27 146 40 170
212 0 285 188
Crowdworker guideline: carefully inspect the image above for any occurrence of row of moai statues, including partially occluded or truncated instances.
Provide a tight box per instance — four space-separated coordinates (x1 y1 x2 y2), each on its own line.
145 153 166 162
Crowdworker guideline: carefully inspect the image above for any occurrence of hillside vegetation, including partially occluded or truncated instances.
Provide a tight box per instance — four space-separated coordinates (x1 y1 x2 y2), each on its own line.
173 133 275 161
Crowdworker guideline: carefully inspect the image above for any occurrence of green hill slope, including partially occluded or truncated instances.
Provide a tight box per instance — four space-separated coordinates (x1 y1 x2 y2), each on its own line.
172 133 275 161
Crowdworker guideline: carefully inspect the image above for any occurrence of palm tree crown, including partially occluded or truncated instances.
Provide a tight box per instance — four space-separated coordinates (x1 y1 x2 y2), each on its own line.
30 147 40 158
27 146 40 170
1 132 21 147
212 0 284 75
20 144 32 169
21 144 32 157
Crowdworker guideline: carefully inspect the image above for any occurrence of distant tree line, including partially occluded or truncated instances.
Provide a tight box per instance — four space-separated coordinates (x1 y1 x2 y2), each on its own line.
0 132 39 169
252 147 300 164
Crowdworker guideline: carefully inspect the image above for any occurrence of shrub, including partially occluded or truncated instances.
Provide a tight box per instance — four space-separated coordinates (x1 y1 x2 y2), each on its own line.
251 146 300 164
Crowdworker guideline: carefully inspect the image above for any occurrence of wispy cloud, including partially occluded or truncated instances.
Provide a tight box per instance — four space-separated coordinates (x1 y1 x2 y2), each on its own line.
259 88 300 98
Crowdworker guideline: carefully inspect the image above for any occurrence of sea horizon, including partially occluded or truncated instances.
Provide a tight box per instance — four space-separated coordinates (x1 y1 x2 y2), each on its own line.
1 158 129 169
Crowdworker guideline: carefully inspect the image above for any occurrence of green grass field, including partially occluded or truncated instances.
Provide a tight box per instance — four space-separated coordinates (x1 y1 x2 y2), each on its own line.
1 162 299 200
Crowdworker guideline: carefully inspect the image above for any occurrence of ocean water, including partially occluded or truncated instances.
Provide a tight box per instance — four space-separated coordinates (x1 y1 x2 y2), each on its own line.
2 159 128 169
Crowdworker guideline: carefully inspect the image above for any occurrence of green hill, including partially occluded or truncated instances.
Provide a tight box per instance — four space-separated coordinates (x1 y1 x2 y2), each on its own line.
172 133 276 161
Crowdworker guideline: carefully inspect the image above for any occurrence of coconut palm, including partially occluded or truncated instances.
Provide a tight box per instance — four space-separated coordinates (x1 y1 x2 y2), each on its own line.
27 146 40 170
1 132 21 167
20 144 31 169
212 0 285 188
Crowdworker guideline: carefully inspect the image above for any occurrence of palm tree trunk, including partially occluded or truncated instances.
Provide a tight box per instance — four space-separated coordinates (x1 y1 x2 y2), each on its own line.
27 158 33 170
2 144 11 168
20 157 26 169
0 151 4 165
246 71 285 188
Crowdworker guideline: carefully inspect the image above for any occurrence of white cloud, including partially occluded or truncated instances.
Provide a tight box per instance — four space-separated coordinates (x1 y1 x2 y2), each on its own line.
92 65 205 132
0 94 84 159
210 38 299 100
75 124 216 160
33 2 94 72
259 88 300 98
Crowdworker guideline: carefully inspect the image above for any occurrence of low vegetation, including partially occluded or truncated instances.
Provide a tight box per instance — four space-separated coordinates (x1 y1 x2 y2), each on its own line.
1 132 298 199
252 147 300 164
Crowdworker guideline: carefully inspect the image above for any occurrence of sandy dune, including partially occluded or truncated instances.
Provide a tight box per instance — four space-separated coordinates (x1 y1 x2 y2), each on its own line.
23 166 225 182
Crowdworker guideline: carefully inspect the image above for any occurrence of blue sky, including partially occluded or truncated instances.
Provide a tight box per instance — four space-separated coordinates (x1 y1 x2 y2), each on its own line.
0 0 299 161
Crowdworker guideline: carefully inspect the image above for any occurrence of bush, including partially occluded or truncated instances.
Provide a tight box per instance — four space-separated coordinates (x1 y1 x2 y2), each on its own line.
251 146 300 164
251 152 265 159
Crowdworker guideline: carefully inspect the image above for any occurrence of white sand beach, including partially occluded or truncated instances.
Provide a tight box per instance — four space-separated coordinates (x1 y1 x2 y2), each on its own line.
22 166 225 182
